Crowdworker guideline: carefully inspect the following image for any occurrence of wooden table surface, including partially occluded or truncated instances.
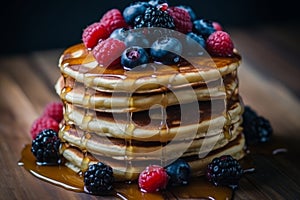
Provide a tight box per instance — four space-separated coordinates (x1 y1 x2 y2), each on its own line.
1 24 300 200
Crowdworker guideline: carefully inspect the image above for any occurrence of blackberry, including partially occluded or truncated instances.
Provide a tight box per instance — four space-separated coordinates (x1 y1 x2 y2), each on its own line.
84 162 114 195
31 129 61 165
133 6 175 30
242 106 273 144
244 116 273 144
206 155 243 189
243 106 258 125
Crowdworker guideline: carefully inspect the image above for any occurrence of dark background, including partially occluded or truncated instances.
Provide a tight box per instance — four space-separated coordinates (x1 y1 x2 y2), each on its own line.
1 0 299 54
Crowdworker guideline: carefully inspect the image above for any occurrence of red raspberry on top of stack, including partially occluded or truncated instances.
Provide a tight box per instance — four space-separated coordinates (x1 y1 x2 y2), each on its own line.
82 9 127 49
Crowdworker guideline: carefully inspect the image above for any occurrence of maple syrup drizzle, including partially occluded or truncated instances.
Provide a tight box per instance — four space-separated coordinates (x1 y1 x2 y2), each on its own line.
159 91 168 167
124 94 134 180
20 144 245 199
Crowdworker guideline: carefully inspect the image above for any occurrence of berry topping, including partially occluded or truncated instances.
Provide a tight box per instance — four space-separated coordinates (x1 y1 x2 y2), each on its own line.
99 9 128 36
206 155 243 189
109 28 129 41
167 7 192 34
123 2 150 25
134 6 175 29
157 3 169 12
177 5 197 22
42 101 63 123
148 0 168 7
242 106 258 126
243 106 273 144
184 32 206 56
138 165 168 192
84 162 114 195
193 19 216 38
31 129 61 165
206 31 234 57
212 21 223 31
30 116 59 139
150 36 182 64
124 31 150 47
82 23 110 49
121 46 149 70
165 159 191 186
93 38 126 67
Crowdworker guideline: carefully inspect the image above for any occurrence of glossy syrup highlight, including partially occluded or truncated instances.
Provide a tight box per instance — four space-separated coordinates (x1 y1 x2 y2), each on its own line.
19 144 239 200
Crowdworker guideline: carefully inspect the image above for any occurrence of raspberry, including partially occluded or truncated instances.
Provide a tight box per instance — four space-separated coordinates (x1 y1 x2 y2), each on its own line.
42 101 63 123
30 116 59 139
31 129 61 165
167 7 192 34
99 9 127 36
206 31 234 57
212 21 223 31
82 22 110 49
93 38 126 67
138 165 168 192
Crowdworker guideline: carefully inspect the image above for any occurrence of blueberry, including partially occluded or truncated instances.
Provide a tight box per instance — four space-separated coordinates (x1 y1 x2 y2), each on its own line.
124 31 150 48
110 28 129 41
165 159 191 186
177 5 197 21
121 46 149 70
193 19 216 38
150 36 182 64
148 0 168 6
123 2 150 25
184 32 206 56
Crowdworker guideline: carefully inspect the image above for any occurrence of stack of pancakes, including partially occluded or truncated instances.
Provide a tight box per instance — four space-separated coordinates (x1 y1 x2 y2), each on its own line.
55 43 245 181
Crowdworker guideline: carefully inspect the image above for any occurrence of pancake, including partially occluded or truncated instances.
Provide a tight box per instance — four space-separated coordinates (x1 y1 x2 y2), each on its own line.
55 41 245 182
58 43 241 93
55 71 239 112
60 133 245 181
59 119 242 160
61 99 242 141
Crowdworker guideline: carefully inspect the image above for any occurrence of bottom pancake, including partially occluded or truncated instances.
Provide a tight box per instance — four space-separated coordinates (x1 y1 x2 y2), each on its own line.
60 133 245 181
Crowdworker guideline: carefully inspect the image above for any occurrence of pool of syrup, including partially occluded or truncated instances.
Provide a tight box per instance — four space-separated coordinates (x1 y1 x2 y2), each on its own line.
18 144 257 200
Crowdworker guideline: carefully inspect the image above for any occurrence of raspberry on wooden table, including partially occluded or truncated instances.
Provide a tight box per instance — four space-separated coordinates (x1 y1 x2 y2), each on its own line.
42 101 63 123
30 116 59 139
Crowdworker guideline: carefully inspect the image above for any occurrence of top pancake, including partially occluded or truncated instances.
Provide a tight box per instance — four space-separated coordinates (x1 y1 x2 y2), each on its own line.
59 43 241 93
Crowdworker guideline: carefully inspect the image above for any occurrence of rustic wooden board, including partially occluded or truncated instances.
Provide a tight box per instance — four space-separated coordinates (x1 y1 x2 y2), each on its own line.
0 26 299 199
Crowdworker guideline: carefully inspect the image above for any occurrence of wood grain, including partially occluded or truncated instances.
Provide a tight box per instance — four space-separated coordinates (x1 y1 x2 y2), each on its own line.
0 25 299 200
